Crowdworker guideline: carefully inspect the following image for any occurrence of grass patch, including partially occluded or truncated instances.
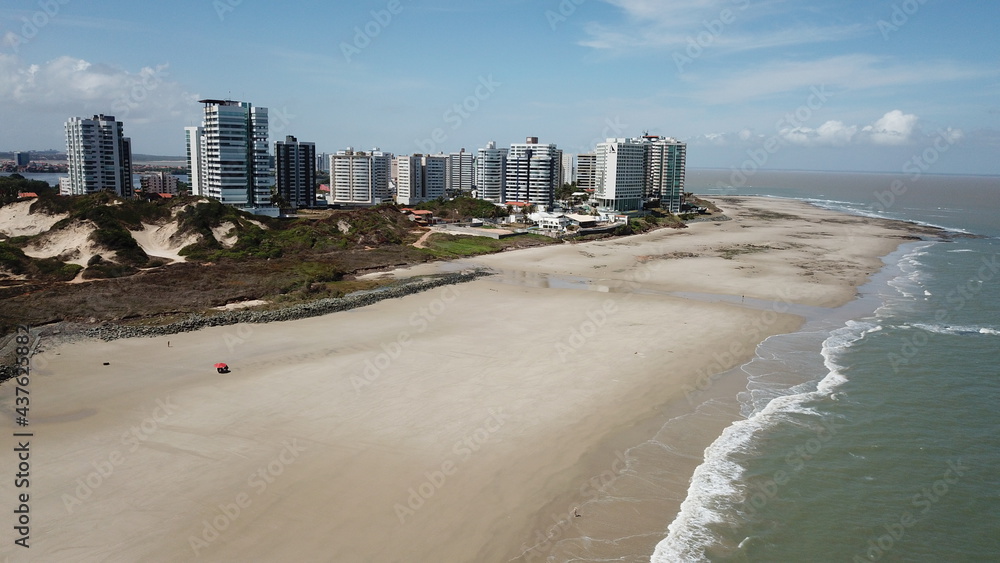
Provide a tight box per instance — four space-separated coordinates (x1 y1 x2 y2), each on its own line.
718 244 773 260
421 233 558 259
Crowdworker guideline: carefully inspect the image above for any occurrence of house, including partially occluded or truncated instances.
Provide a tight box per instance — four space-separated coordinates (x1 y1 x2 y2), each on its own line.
530 211 570 231
400 208 435 226
566 213 598 228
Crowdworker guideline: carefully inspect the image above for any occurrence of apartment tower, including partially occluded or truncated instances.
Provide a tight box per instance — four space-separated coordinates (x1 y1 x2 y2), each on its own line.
64 114 133 197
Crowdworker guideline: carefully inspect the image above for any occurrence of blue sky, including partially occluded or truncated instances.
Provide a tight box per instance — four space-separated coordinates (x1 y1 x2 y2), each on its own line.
1 0 998 175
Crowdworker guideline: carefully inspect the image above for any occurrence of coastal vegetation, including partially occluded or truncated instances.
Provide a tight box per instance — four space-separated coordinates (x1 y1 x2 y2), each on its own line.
0 192 565 334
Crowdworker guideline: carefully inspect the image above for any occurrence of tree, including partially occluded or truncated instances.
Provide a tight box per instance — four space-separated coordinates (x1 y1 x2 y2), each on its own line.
270 190 290 209
556 181 577 202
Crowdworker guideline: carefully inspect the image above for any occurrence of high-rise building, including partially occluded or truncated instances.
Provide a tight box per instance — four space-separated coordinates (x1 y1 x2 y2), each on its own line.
197 99 273 207
447 148 474 195
560 153 576 188
505 137 561 207
331 148 391 206
475 141 507 203
184 126 204 196
396 154 447 205
316 152 330 172
140 171 179 195
396 155 421 206
594 138 647 212
591 135 688 213
644 135 687 213
275 135 317 208
423 154 447 202
64 114 133 197
577 153 597 191
14 152 30 167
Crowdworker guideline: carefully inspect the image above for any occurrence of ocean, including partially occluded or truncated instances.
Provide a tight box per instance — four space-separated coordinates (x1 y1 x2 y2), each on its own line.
648 170 1000 562
0 171 187 189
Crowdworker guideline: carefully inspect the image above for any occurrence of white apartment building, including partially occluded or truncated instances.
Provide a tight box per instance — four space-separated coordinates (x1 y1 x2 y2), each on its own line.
446 148 474 195
196 99 274 208
505 137 561 207
645 136 687 213
475 141 507 203
577 153 597 191
64 114 133 197
591 135 688 213
395 155 421 205
423 154 447 203
331 148 392 206
184 126 204 196
560 153 576 188
140 171 179 195
594 138 647 212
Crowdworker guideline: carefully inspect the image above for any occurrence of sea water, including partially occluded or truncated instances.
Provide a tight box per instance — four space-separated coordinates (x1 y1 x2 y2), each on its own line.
651 170 1000 562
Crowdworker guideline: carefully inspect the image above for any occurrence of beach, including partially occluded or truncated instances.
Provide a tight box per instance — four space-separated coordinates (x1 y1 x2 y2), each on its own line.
0 196 929 562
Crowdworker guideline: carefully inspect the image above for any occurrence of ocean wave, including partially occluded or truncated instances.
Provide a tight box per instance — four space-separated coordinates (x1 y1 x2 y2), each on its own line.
652 319 878 561
886 243 936 300
908 323 1000 336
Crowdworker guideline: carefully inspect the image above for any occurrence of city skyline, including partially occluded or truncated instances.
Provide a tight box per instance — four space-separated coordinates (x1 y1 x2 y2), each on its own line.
1 1 998 175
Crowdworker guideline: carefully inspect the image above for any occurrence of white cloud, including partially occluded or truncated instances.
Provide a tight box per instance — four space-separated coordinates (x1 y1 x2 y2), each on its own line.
699 111 962 149
780 120 858 147
0 54 197 123
861 110 918 146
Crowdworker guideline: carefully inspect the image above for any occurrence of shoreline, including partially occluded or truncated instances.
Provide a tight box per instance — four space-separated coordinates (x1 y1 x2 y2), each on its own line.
0 196 940 561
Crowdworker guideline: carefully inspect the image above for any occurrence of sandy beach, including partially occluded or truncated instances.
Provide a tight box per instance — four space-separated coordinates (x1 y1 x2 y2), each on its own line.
0 197 927 562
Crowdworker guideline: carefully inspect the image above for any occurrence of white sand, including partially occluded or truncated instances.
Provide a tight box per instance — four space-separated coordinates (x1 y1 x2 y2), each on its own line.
22 220 108 267
0 200 67 238
0 197 924 561
210 221 238 248
129 222 201 264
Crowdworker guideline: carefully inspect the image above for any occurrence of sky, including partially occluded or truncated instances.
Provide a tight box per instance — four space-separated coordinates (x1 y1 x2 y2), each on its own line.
1 0 998 175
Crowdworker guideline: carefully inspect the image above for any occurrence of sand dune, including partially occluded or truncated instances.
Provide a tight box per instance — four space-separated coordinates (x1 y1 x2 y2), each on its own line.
22 220 108 267
0 199 67 238
129 222 200 263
